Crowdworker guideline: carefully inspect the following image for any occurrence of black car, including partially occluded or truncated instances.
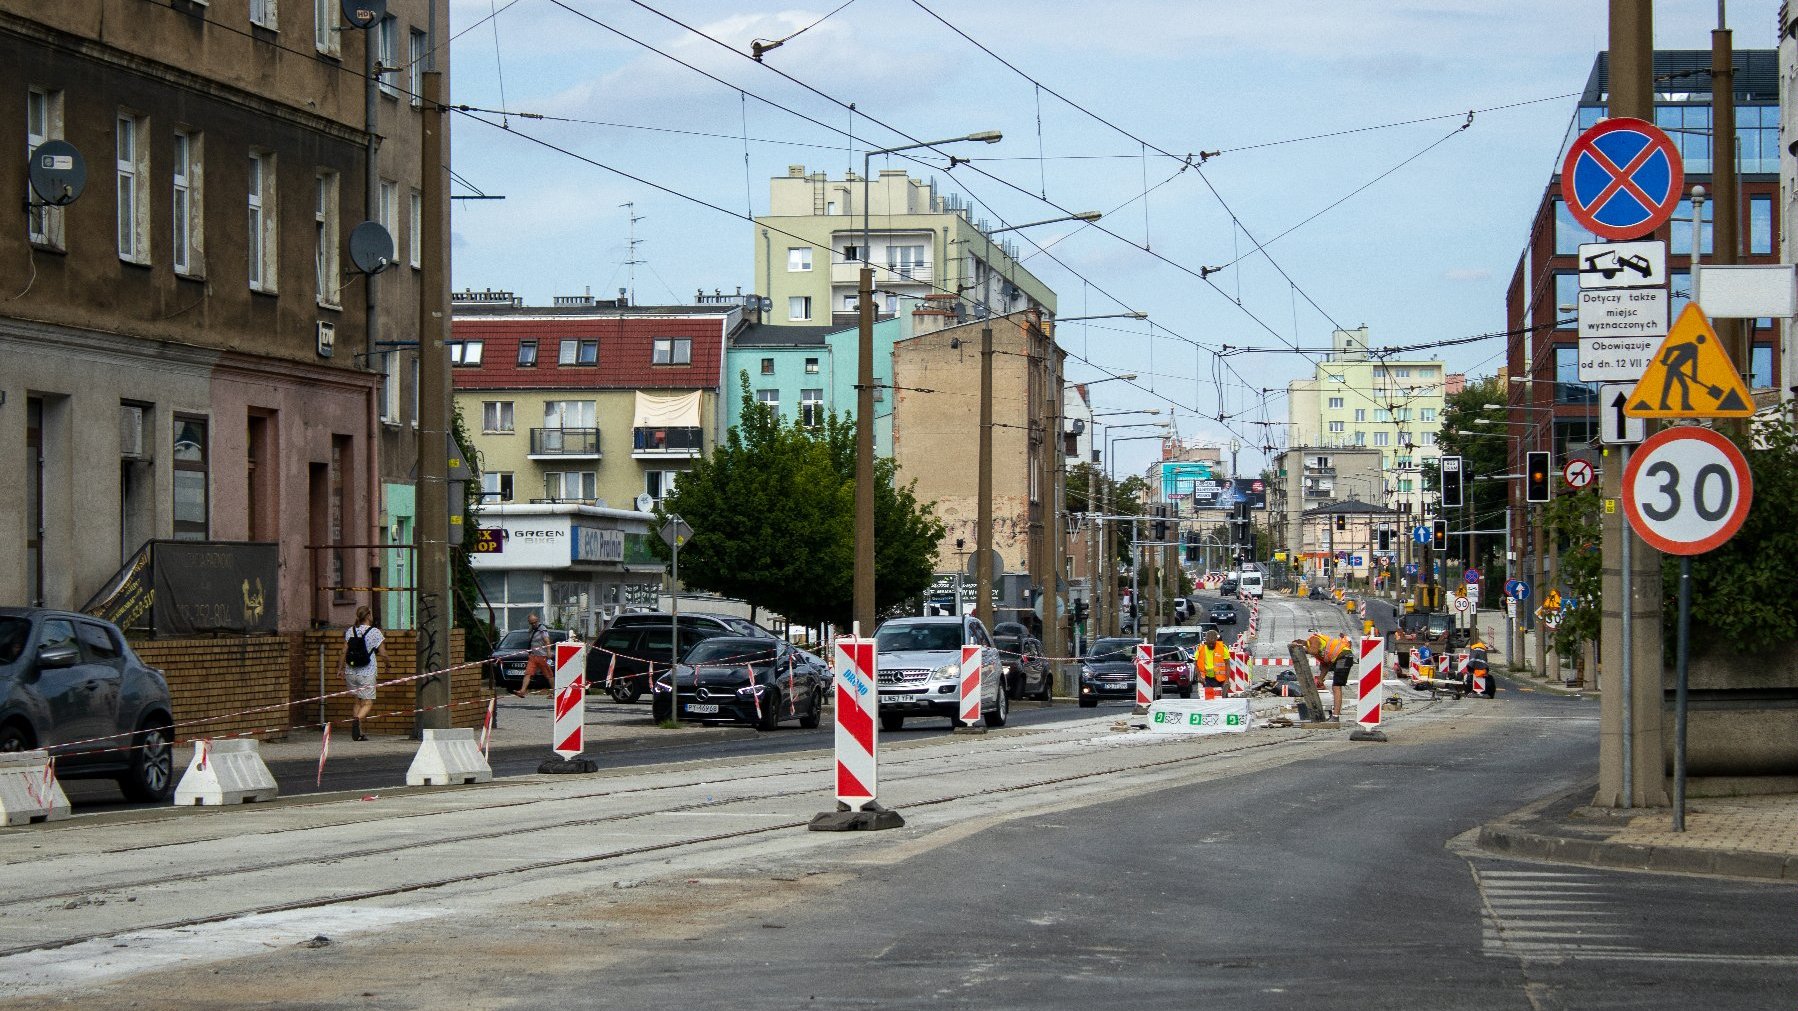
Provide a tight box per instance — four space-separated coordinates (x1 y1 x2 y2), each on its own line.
1208 601 1237 624
1077 636 1146 708
0 608 176 802
1219 576 1239 596
593 612 774 703
992 622 1053 702
485 626 571 693
650 637 827 729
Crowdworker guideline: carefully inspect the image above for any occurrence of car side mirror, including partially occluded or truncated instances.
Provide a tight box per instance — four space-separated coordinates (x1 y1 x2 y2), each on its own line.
37 643 79 669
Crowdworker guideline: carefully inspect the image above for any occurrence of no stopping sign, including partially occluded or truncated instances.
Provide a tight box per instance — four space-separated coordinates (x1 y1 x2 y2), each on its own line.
1622 427 1753 555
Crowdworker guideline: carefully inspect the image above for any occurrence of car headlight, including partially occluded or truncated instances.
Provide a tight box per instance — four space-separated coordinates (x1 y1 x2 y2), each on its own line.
737 683 764 696
1079 666 1096 681
934 663 960 679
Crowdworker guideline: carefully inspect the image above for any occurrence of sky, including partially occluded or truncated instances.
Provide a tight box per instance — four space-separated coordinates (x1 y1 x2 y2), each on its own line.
442 0 1784 478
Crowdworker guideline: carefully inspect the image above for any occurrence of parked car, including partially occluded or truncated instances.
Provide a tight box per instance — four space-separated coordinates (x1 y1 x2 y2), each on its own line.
0 607 176 802
485 626 571 694
650 637 827 729
872 616 1006 731
1208 601 1237 624
1155 646 1196 698
1077 636 1144 707
992 622 1053 702
592 613 774 703
1219 576 1239 596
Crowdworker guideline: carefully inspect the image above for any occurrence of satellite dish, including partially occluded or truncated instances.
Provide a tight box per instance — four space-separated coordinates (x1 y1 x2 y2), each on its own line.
28 140 86 207
633 493 655 512
347 220 394 274
758 296 773 312
340 0 387 29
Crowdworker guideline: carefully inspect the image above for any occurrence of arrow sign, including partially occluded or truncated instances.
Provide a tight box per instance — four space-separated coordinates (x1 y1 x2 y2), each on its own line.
1600 384 1647 445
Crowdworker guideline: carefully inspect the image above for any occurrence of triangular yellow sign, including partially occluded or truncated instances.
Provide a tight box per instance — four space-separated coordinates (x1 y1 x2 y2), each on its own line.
1623 303 1754 419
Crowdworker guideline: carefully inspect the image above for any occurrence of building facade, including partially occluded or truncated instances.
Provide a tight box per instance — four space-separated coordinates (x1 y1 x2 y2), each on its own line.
1270 447 1388 578
721 315 911 457
0 0 445 633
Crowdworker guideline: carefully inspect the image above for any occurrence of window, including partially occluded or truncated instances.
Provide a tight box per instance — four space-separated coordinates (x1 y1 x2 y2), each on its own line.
755 390 780 416
1374 408 1390 423
1373 431 1390 447
1397 430 1413 445
544 471 596 501
1750 344 1774 389
1394 368 1410 378
379 351 399 422
115 114 149 263
800 389 824 427
1552 272 1579 326
1395 408 1411 422
27 88 65 248
314 0 338 54
1327 396 1344 409
1552 198 1594 255
887 244 925 274
788 295 812 321
543 400 594 428
884 292 898 314
1326 373 1345 383
516 340 537 367
1353 409 1365 422
408 29 426 107
378 178 398 246
1750 196 1773 256
1670 198 1713 256
1421 431 1437 446
1421 407 1436 422
842 295 858 312
172 416 208 540
482 401 514 433
481 471 513 502
172 130 201 275
760 357 775 375
652 338 692 365
645 469 680 503
787 247 812 271
1670 270 1691 315
448 340 483 366
247 150 276 292
1655 104 1710 174
250 0 277 30
1352 431 1366 446
840 243 859 262
1554 346 1597 404
410 356 419 425
408 187 421 267
804 357 820 374
558 339 598 366
314 171 340 306
1327 421 1344 433
377 16 399 97
1399 478 1414 494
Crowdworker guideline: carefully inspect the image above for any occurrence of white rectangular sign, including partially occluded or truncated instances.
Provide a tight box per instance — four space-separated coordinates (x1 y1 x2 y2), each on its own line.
1578 335 1660 382
1577 287 1668 343
1145 697 1252 735
1598 384 1647 445
1693 263 1797 319
1577 240 1667 289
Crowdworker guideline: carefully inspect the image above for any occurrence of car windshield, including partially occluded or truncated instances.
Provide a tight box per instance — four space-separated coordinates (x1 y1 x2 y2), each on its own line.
1427 615 1454 634
683 639 777 665
1156 629 1209 651
496 629 532 650
876 623 963 653
993 635 1024 653
0 617 27 665
1089 639 1139 662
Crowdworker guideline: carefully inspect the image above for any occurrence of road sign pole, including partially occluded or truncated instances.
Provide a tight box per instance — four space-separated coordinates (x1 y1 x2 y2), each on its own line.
1674 555 1692 831
1619 442 1633 809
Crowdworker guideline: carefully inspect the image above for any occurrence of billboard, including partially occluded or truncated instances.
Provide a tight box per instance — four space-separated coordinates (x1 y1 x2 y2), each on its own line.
1159 461 1214 500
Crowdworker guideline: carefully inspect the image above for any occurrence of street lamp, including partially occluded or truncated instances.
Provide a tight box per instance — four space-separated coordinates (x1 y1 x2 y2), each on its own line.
853 129 1000 634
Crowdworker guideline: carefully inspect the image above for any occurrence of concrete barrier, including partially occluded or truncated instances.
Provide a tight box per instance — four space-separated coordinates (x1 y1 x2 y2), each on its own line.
173 739 279 805
0 751 70 826
406 728 494 786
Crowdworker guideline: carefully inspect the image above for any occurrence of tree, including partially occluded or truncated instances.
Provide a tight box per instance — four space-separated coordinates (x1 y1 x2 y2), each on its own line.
1542 485 1601 661
656 378 944 630
1433 375 1512 582
1064 462 1150 564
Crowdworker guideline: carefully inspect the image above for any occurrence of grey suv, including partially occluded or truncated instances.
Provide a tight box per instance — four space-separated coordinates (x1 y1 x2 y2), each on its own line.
873 616 1006 731
0 607 176 802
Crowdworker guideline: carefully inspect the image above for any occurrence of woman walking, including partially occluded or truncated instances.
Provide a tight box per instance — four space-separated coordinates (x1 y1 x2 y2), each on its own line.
340 605 385 740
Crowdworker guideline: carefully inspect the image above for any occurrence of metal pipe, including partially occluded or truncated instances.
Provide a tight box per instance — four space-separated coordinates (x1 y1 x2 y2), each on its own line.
1674 555 1691 830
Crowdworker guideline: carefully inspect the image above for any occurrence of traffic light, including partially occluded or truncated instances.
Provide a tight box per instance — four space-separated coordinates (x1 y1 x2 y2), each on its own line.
1440 456 1464 509
1525 451 1551 504
1072 598 1089 622
1334 514 1346 532
1378 527 1391 551
1430 518 1447 551
1152 506 1168 542
1183 535 1199 563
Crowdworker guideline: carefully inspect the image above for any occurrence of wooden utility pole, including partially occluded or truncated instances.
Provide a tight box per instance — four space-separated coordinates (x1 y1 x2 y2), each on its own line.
414 66 452 732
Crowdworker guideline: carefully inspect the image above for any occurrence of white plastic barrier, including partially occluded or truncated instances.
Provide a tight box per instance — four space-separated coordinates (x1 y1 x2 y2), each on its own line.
1145 697 1253 735
0 751 70 826
173 739 279 806
406 728 494 786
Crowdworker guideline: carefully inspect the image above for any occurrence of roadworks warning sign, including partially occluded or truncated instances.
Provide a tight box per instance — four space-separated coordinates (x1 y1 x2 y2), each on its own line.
1624 304 1754 419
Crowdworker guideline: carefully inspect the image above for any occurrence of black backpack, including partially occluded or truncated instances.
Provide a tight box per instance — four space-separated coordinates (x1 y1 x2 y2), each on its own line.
346 626 375 667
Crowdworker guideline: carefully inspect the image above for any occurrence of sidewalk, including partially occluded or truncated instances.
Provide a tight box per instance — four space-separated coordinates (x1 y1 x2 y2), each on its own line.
1479 780 1798 881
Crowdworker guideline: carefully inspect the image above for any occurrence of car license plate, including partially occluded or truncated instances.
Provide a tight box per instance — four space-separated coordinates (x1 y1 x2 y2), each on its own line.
885 694 921 704
684 703 720 714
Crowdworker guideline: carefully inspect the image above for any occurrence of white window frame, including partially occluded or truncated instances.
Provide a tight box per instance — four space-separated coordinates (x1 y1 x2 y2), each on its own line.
448 340 484 366
409 356 419 426
172 130 202 276
314 0 339 55
1327 396 1344 409
799 389 824 428
247 150 276 293
652 338 692 365
786 246 812 271
481 471 514 502
546 470 596 502
378 178 397 245
804 357 820 374
787 295 811 321
376 16 399 97
755 389 780 413
116 112 150 264
543 400 594 429
645 469 680 504
379 351 400 423
407 186 421 268
314 170 340 307
27 88 65 249
1327 421 1345 433
558 339 597 366
250 0 278 30
482 400 514 433
407 28 426 107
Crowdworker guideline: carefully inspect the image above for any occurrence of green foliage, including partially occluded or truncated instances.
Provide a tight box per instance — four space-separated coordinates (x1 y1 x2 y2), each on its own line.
1542 485 1601 658
655 377 945 630
450 404 495 659
1433 375 1510 575
1065 462 1150 564
1664 415 1798 656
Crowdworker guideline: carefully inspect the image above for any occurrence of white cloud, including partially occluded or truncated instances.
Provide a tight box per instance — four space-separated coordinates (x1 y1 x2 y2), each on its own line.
1444 267 1492 282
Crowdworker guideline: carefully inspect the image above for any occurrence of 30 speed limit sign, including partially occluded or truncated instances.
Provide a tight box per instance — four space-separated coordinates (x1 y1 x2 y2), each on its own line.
1622 427 1753 555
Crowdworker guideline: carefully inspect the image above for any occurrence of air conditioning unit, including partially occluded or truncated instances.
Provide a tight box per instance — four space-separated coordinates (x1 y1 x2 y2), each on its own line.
316 320 336 358
119 404 146 460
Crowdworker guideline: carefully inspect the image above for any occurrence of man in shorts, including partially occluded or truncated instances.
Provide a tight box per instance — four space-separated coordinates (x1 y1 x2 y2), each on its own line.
1297 632 1354 720
510 613 554 698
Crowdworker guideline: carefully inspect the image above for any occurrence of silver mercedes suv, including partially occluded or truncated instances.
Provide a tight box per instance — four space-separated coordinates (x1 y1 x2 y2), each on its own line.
872 615 1006 731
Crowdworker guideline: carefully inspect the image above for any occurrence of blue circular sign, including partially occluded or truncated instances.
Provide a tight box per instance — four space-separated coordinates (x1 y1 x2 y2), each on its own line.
1560 117 1684 241
1505 579 1531 601
1412 525 1430 545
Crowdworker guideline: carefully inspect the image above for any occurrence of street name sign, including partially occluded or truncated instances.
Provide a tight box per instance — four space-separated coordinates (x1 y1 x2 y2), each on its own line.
1622 427 1754 555
1599 384 1647 445
1577 240 1667 290
1561 117 1684 240
1623 304 1754 419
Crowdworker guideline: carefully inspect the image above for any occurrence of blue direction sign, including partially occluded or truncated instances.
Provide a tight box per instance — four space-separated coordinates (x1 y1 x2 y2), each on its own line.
1560 117 1684 241
1505 579 1531 601
1404 563 1419 577
1350 555 1363 567
1412 525 1430 545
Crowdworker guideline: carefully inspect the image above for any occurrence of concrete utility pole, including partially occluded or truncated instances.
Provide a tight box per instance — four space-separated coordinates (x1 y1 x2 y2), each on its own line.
1596 0 1668 808
1041 326 1063 689
1711 7 1745 382
414 66 452 732
853 263 876 633
976 324 995 631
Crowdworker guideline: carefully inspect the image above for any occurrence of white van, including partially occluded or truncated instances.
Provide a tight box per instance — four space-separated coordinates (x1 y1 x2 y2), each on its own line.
1238 571 1264 599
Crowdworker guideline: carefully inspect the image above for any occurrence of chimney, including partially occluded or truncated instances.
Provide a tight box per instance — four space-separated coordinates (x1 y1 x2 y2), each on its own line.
910 294 959 339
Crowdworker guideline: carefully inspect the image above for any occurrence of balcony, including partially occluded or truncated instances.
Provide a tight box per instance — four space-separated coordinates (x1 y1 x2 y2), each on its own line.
528 427 601 460
830 260 935 286
632 426 704 459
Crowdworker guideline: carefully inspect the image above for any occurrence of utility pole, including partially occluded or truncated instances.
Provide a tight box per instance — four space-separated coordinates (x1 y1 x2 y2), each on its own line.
976 324 995 631
853 263 876 634
414 64 451 733
1596 0 1668 808
1711 8 1745 384
1041 324 1063 691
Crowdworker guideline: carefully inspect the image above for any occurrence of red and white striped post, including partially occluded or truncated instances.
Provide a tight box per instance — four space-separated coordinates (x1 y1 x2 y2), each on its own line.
552 642 587 760
1228 646 1249 695
1134 643 1155 710
955 644 984 732
810 630 903 831
1351 635 1388 742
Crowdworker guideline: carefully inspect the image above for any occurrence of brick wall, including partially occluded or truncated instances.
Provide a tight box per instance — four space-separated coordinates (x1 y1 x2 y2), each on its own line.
298 628 476 736
130 636 293 743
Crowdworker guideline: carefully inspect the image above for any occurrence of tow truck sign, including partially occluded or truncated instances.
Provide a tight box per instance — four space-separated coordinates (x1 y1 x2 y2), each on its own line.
1577 240 1666 290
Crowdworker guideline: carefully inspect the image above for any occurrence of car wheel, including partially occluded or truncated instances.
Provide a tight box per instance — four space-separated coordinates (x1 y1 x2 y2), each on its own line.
1078 697 1097 709
610 681 643 704
651 696 672 723
1179 685 1193 699
985 679 1009 728
1036 673 1053 702
756 689 781 731
118 719 175 803
879 712 904 733
799 689 822 729
0 722 32 753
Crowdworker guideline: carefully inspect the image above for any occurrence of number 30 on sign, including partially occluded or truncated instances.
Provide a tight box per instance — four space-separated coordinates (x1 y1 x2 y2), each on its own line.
1622 427 1753 555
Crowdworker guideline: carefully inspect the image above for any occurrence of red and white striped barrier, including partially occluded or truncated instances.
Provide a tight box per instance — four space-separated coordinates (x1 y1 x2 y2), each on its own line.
958 644 982 727
832 635 879 806
1227 647 1250 695
1250 656 1293 667
1135 643 1155 707
1356 636 1385 731
552 642 587 758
